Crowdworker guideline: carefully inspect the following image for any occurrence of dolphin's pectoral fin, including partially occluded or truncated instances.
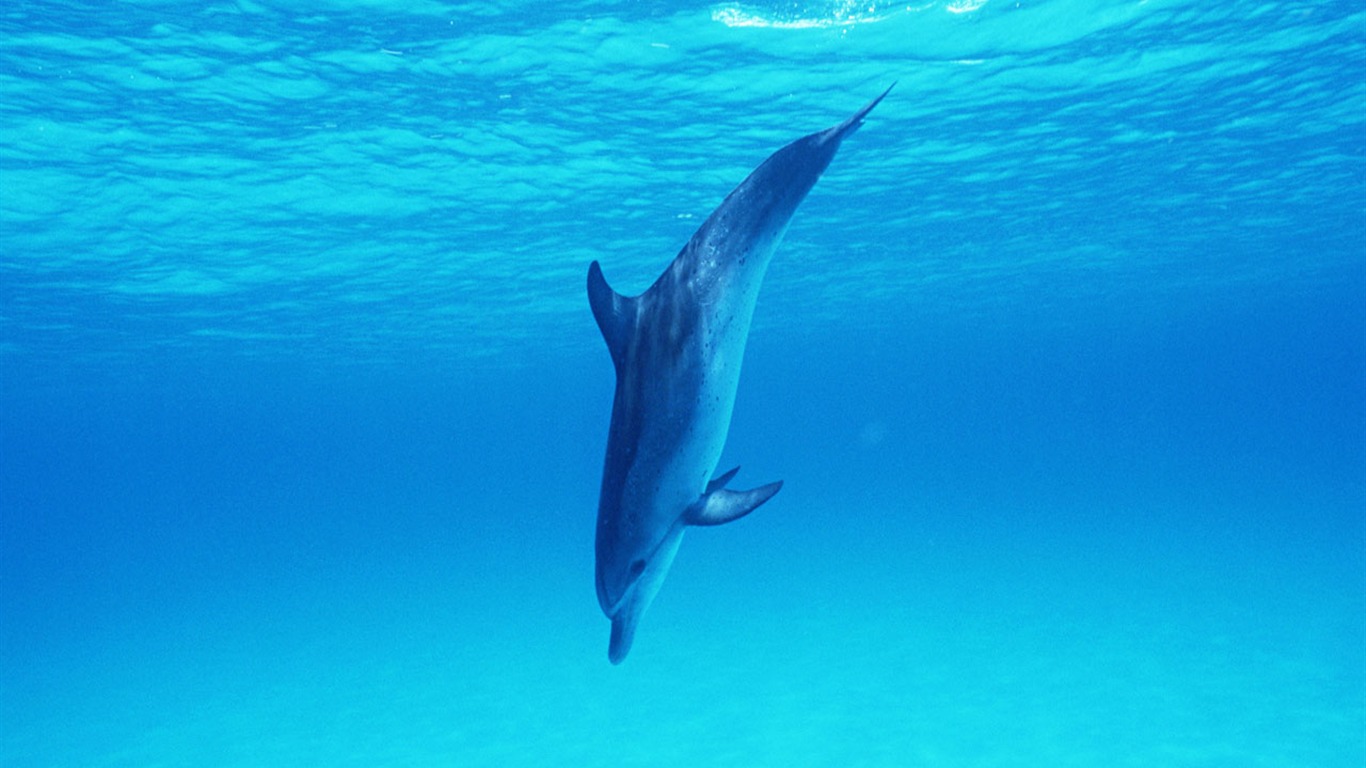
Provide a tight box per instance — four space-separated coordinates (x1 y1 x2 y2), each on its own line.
686 477 783 527
705 466 741 494
588 261 636 367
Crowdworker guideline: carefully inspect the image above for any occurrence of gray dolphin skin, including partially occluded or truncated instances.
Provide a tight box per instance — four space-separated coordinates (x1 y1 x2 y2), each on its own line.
587 86 892 664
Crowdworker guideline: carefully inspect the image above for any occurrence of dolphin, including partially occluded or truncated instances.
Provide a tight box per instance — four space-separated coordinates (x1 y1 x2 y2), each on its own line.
587 85 891 664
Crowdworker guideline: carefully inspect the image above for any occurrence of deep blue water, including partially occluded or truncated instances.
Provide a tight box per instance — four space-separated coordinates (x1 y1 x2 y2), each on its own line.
2 0 1364 765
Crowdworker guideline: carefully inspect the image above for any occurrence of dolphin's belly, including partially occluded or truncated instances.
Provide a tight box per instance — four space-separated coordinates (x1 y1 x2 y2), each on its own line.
632 296 755 511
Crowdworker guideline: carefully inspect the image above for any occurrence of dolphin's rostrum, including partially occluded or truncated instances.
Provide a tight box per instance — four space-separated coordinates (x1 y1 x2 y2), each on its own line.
588 86 891 664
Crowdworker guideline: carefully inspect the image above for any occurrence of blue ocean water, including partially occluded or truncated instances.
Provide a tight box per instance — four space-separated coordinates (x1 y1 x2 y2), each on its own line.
2 0 1364 764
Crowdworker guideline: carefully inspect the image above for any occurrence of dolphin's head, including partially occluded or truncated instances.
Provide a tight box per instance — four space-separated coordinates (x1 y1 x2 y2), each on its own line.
595 523 685 664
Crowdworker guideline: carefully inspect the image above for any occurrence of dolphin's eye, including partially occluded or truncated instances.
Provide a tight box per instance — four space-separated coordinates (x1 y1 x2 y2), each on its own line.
629 559 646 578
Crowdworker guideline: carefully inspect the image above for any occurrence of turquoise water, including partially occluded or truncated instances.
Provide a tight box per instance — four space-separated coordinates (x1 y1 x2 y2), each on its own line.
3 0 1364 765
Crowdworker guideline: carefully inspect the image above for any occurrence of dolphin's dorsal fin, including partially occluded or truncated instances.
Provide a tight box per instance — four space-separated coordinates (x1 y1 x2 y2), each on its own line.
587 261 636 367
686 472 782 527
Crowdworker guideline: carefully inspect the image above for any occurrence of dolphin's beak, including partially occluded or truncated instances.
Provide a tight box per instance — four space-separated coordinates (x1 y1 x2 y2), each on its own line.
602 526 686 665
608 613 638 665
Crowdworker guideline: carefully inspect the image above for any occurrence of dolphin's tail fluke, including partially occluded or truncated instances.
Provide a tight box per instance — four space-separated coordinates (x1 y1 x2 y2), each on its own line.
687 84 892 255
825 82 895 143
